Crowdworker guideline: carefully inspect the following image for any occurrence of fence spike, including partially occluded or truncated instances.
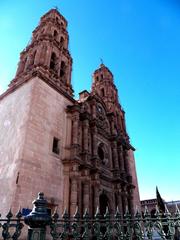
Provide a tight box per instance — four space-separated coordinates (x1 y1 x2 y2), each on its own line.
124 205 130 218
52 207 59 220
62 208 69 219
16 206 22 218
6 208 13 219
115 206 121 219
83 208 89 219
73 206 80 220
104 206 110 219
94 206 100 219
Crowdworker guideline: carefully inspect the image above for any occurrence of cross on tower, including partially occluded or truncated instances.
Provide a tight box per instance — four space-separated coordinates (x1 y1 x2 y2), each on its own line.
100 58 104 65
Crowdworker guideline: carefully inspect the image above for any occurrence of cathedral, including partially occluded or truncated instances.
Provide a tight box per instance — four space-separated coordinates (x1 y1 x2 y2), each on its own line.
0 9 140 217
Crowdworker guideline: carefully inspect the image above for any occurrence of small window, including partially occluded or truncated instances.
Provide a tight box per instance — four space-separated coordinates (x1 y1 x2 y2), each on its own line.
52 137 60 154
53 30 58 41
60 36 65 46
96 76 99 81
60 61 66 77
101 74 103 79
50 52 57 70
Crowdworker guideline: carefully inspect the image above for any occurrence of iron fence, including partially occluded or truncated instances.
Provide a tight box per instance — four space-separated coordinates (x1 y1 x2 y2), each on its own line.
0 192 179 240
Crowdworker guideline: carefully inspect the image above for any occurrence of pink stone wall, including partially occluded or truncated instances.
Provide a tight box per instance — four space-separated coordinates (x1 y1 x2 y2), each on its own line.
0 78 73 216
0 81 33 217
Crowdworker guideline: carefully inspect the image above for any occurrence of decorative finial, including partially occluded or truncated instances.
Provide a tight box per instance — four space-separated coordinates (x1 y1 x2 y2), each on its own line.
100 58 104 65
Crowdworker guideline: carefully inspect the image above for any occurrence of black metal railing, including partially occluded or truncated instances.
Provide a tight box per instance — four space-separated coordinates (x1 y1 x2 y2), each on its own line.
0 192 180 240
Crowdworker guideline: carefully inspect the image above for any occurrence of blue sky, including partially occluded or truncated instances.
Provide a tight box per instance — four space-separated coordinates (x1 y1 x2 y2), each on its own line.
0 0 180 201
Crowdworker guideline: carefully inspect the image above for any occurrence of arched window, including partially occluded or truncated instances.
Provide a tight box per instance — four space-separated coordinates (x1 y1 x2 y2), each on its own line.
60 61 66 77
101 74 103 79
101 88 105 97
98 146 104 161
50 52 57 71
96 76 99 81
60 37 65 46
53 30 58 41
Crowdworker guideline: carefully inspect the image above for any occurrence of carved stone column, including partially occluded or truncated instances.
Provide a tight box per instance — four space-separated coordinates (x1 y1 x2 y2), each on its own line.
83 119 89 152
45 45 52 67
92 103 96 119
94 184 99 210
117 193 124 215
70 178 78 216
108 114 116 135
92 126 97 157
83 181 90 211
124 149 130 175
118 146 125 171
72 114 79 145
67 63 72 85
128 189 134 215
111 142 119 169
34 45 42 65
39 44 47 65
121 190 128 215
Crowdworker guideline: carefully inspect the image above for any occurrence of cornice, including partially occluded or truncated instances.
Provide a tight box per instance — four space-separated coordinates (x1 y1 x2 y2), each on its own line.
0 68 76 104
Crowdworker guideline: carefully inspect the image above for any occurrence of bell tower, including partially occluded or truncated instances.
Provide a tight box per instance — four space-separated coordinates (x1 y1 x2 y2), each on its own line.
91 63 129 138
91 64 119 112
10 8 73 96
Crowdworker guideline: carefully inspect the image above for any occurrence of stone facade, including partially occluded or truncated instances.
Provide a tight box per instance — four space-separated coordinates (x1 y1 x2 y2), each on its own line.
0 9 140 217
